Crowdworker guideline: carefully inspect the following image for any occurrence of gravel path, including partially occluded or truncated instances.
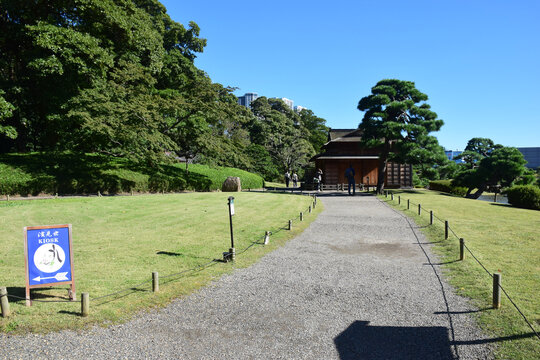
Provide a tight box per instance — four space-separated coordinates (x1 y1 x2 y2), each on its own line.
0 193 494 359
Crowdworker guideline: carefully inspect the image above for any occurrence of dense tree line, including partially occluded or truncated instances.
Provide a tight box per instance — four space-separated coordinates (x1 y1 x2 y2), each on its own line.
0 0 327 181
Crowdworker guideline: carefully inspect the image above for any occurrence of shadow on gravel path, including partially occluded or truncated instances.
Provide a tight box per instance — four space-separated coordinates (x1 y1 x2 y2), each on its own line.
335 320 454 360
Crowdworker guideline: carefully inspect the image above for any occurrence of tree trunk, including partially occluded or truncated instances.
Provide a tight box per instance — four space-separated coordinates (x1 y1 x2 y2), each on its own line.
376 143 390 194
465 183 487 199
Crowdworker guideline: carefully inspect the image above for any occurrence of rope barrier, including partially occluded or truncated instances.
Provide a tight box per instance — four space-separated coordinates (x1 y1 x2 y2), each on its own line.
4 293 73 303
1 191 317 318
383 193 539 342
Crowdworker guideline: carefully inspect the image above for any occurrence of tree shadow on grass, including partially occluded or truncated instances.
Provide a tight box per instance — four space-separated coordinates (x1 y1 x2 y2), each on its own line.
0 153 135 195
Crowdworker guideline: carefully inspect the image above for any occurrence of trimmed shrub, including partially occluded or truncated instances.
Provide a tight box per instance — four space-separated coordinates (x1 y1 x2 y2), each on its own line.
428 179 468 197
506 185 540 210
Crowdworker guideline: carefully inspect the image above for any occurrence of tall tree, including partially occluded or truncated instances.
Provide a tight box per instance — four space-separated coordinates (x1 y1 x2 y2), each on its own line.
298 109 329 153
454 137 498 168
249 97 314 177
0 0 207 164
357 79 444 193
454 140 528 198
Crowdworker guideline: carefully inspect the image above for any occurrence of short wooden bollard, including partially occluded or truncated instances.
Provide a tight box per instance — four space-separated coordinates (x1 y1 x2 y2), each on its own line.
264 231 270 245
493 273 501 309
391 193 394 201
1 287 10 318
300 212 303 221
445 221 449 240
288 219 292 230
81 292 89 317
308 205 312 213
398 196 401 205
407 199 410 210
385 191 388 198
459 238 465 261
430 211 433 225
313 201 316 209
152 272 159 292
418 204 421 216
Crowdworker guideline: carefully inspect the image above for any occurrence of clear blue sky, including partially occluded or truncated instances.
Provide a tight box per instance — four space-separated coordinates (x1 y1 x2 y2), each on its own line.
160 0 539 150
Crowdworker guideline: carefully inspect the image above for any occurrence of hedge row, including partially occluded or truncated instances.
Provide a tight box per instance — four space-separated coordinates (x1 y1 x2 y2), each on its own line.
506 185 540 210
428 179 468 197
0 153 264 196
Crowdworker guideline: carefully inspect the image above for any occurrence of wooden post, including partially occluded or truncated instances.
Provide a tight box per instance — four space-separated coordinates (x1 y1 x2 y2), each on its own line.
430 211 433 225
309 205 312 213
445 221 449 239
264 231 270 245
459 238 465 261
288 219 292 230
391 193 394 201
407 199 410 210
398 195 401 205
300 212 303 221
81 292 89 317
418 204 421 216
493 273 501 309
152 272 159 292
0 287 10 318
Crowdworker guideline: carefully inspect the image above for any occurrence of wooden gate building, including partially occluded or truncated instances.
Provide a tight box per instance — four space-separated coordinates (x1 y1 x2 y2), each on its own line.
311 129 412 188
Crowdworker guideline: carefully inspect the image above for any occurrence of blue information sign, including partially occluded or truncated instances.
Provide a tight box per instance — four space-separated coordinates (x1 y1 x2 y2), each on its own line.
24 224 76 305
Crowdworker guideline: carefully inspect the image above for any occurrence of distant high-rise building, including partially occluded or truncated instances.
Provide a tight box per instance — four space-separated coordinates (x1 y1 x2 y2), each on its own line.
517 147 540 168
445 150 464 163
237 93 259 108
294 105 306 113
281 97 294 110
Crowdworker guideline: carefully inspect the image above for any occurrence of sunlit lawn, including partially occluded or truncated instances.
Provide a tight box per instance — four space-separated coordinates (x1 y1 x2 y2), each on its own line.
381 189 539 360
0 192 321 333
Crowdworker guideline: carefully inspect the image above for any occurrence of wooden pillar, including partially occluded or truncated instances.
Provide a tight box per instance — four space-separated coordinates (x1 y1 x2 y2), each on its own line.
0 287 9 318
493 273 501 309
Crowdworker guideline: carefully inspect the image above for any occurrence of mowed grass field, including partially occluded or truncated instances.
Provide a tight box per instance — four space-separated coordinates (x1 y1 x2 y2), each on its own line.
380 189 539 360
0 192 321 334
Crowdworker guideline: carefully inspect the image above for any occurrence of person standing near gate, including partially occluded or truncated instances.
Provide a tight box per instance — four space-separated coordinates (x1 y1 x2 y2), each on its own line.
316 168 323 191
292 172 298 188
345 164 356 195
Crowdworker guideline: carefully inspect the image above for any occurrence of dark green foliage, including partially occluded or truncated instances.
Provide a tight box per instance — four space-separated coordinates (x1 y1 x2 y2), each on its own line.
0 1 329 181
454 140 528 199
298 109 329 153
357 79 444 193
428 180 468 197
249 97 315 178
506 185 540 210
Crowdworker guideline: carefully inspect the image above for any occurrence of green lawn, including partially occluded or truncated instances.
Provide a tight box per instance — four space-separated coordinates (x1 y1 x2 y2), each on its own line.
0 192 321 333
0 152 264 195
381 189 539 360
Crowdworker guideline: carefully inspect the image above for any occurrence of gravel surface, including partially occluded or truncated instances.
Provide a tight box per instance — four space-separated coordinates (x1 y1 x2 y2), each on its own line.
0 193 494 359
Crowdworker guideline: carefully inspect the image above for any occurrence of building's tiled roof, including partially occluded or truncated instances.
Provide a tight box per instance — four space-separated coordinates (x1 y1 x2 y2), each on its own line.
327 128 363 142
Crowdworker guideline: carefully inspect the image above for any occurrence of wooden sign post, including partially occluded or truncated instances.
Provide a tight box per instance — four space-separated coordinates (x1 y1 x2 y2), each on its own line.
24 224 76 306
